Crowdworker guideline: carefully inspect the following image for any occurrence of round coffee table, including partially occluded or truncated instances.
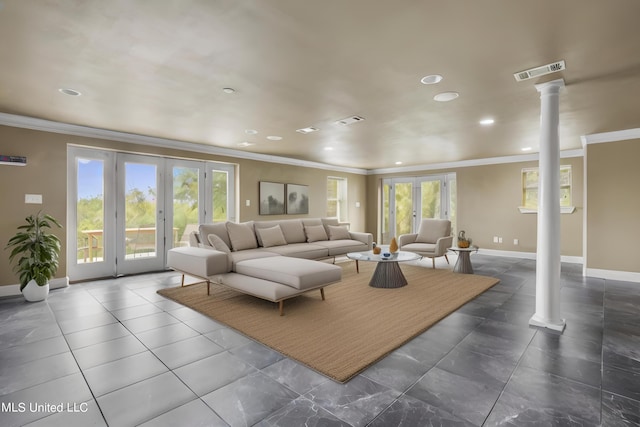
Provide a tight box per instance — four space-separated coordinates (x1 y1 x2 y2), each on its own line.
448 246 479 274
346 250 421 288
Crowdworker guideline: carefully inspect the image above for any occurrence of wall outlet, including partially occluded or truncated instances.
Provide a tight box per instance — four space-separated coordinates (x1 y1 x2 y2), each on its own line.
514 238 519 245
245 199 251 207
493 236 499 243
355 201 361 208
498 237 503 243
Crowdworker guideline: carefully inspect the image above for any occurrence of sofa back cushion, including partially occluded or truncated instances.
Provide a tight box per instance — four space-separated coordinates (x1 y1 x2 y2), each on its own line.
199 223 231 249
416 219 451 244
226 222 258 251
305 224 328 243
328 225 351 240
255 219 306 244
256 225 287 248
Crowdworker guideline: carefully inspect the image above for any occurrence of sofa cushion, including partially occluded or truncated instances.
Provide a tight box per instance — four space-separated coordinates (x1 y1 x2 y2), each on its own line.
416 219 451 244
235 257 341 290
278 220 306 244
199 223 231 249
207 234 233 271
265 243 329 259
256 225 287 248
226 222 258 251
305 224 328 243
400 242 437 255
312 239 369 256
328 225 351 240
168 246 232 276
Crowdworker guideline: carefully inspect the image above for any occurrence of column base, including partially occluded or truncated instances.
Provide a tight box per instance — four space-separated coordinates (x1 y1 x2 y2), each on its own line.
529 314 566 332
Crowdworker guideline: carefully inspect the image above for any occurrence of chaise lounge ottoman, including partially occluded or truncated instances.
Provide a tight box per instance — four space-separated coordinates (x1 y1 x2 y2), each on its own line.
167 246 342 315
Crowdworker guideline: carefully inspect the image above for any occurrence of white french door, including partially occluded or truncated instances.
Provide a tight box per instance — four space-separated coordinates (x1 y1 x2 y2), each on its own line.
116 154 166 275
381 173 456 244
67 147 236 281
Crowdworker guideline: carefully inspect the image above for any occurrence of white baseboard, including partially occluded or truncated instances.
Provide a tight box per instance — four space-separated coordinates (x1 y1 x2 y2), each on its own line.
585 268 640 283
0 284 20 298
0 277 70 298
478 248 583 264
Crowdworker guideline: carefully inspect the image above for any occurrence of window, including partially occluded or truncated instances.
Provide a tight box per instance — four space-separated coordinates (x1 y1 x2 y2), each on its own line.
327 177 348 222
520 165 575 213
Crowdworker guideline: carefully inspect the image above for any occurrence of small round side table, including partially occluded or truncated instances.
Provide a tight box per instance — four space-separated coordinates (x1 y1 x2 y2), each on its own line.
448 246 479 274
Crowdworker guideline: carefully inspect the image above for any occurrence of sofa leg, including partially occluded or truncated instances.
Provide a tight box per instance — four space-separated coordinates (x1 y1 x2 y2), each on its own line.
356 260 359 273
444 254 450 264
181 274 185 287
320 288 325 301
432 258 436 269
207 280 210 295
279 300 284 316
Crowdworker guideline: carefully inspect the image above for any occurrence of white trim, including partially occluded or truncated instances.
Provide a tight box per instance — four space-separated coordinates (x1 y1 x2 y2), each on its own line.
581 128 640 145
585 268 640 283
0 112 588 174
0 277 69 298
477 248 583 264
518 206 576 214
368 149 584 175
0 113 368 176
0 285 20 298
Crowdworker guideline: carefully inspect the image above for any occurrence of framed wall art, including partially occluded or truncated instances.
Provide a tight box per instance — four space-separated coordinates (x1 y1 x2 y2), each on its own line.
259 181 285 215
286 183 309 214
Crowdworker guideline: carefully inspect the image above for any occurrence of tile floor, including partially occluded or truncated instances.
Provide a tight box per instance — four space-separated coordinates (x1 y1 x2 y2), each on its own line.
1 255 639 426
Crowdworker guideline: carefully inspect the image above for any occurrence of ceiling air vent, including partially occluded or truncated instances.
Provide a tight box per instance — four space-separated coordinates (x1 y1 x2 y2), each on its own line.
335 115 365 126
296 126 319 134
514 60 565 82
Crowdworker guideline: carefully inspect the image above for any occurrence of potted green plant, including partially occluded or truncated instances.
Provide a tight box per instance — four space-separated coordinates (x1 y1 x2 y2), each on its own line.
6 211 62 302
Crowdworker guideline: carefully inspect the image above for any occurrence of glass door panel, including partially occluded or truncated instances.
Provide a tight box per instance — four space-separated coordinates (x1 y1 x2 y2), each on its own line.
116 154 165 275
394 182 414 237
205 162 236 223
67 147 115 281
419 179 442 220
211 170 228 222
166 159 205 250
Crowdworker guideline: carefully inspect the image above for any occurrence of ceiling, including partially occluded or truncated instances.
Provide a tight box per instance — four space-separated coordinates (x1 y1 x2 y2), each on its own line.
1 0 640 170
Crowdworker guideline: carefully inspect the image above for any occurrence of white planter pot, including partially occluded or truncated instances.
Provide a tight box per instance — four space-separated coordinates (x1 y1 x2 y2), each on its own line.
22 279 49 302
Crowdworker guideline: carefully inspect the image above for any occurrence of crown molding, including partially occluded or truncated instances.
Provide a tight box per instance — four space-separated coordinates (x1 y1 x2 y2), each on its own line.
366 149 584 175
0 113 368 175
581 127 640 146
1 112 594 176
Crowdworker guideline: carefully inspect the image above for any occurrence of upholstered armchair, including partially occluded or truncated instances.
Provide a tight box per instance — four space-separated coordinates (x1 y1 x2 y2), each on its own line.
398 219 453 268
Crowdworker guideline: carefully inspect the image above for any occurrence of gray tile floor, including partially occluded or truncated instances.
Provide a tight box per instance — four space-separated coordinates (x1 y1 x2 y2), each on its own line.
1 255 639 426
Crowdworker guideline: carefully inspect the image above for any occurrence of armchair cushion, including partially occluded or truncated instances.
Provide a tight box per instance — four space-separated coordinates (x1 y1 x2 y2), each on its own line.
415 219 452 244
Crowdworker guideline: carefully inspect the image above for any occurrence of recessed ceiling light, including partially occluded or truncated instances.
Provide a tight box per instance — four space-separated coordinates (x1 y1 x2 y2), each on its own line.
266 135 282 141
433 91 459 102
222 87 235 94
324 147 334 151
521 147 532 152
296 127 319 134
245 129 258 135
59 88 81 96
420 74 443 85
237 142 254 147
479 118 495 126
395 161 403 165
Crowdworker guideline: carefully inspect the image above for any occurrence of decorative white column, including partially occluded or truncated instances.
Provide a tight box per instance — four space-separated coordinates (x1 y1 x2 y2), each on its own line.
529 78 566 332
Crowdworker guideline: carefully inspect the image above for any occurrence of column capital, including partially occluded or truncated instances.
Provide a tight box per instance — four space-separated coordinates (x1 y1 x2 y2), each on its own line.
535 78 565 94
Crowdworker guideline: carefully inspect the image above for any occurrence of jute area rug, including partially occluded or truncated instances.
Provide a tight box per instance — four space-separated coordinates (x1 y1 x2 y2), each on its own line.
158 261 499 382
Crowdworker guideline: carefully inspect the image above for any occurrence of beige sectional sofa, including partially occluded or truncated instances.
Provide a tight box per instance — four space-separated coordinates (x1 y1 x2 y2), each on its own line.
168 218 372 315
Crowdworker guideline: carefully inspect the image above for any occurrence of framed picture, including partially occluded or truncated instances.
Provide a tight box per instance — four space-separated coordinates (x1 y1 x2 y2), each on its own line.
286 183 309 214
259 181 285 215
